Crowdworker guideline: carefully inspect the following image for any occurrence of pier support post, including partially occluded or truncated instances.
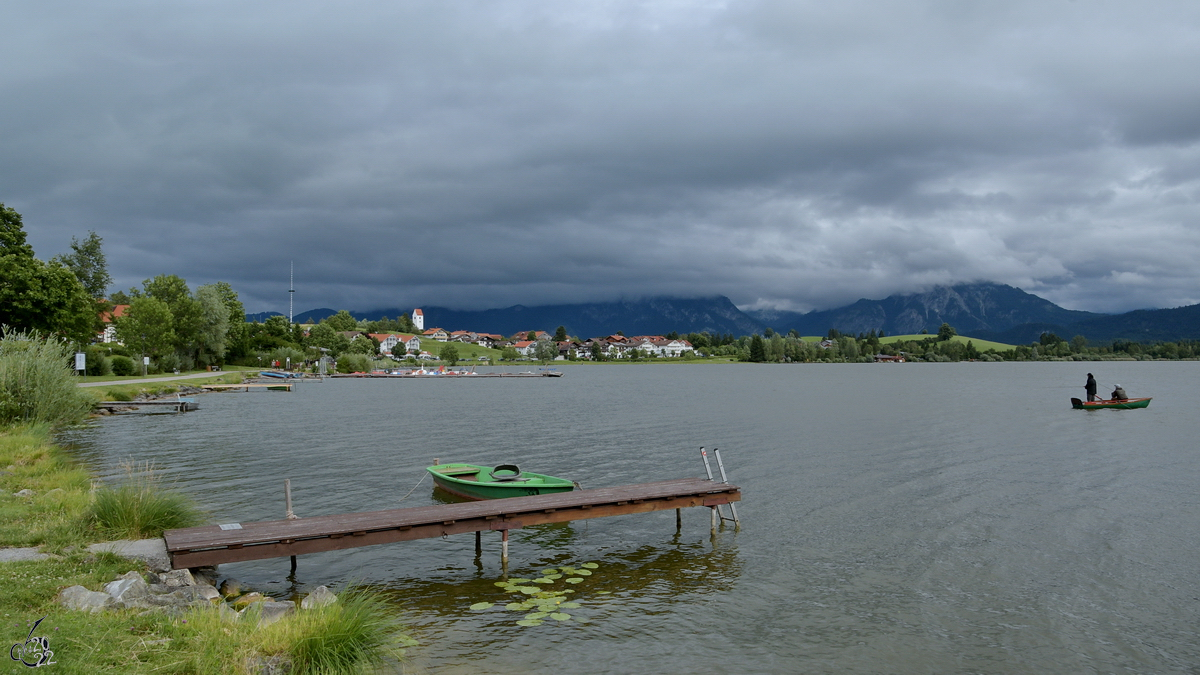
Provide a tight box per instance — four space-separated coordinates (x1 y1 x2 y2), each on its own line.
475 530 482 555
710 506 718 534
285 479 298 571
501 529 509 566
676 508 682 531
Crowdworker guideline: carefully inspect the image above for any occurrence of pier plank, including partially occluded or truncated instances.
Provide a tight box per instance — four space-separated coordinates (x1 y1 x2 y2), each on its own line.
164 477 739 568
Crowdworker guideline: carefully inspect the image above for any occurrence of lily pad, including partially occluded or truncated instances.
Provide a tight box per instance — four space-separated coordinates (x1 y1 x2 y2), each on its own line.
542 568 559 574
559 567 576 574
574 569 593 576
517 587 541 595
582 562 599 569
560 602 581 609
525 612 549 620
533 578 555 584
493 581 511 587
549 612 571 621
516 619 543 627
504 602 527 611
565 577 584 584
596 590 611 595
469 602 494 611
509 578 532 583
544 574 563 580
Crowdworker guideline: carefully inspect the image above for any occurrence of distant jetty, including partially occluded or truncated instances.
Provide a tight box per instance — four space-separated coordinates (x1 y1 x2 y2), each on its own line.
330 369 562 378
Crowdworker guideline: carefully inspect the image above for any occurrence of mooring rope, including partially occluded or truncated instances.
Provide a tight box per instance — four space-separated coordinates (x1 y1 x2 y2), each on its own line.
398 472 429 503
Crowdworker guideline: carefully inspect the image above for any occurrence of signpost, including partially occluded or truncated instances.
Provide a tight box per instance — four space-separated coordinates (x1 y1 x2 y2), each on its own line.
74 352 86 381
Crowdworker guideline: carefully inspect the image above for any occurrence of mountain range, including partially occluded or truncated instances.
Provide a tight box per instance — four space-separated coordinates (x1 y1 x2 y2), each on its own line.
247 283 1200 344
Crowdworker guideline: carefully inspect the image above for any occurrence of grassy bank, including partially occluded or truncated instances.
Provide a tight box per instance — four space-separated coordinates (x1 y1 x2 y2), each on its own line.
1 425 410 674
2 331 411 672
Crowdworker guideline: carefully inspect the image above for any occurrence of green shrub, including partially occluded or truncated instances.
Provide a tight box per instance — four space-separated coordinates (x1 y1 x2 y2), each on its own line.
337 353 370 373
158 352 181 373
88 462 202 538
84 345 112 376
0 328 93 427
269 347 305 370
110 354 135 375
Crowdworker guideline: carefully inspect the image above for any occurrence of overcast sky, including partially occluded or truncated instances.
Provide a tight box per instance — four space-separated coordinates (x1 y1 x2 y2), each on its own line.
5 1 1200 315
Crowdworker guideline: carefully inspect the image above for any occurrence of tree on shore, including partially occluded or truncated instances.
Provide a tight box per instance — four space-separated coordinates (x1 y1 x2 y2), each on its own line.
0 203 97 344
748 334 766 362
115 296 176 359
52 231 111 300
439 343 460 365
534 340 558 363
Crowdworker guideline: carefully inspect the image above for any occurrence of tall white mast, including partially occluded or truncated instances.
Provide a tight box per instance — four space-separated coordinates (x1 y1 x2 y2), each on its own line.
289 261 295 324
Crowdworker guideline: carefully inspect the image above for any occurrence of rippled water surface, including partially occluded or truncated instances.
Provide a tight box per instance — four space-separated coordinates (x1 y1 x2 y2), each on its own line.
61 362 1200 674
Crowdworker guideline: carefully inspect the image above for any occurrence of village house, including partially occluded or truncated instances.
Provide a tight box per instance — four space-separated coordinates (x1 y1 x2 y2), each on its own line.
369 333 422 356
97 303 129 343
423 327 449 341
474 333 504 348
512 340 536 356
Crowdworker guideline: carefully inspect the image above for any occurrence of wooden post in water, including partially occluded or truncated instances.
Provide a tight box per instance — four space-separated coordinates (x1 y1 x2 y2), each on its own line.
285 479 297 572
501 529 509 565
676 508 682 531
475 530 482 554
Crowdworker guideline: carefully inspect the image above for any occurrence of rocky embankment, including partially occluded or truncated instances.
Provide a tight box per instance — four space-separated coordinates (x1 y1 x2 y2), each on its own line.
59 566 337 625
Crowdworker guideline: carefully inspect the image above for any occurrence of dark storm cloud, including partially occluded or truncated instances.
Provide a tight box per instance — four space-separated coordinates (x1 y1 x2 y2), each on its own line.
5 1 1200 315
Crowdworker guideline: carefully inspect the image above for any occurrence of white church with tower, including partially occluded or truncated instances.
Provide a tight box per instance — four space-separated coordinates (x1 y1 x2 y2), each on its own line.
413 308 424 331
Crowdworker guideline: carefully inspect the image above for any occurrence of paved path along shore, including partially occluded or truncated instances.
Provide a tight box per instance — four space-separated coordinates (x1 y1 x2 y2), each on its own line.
76 371 253 388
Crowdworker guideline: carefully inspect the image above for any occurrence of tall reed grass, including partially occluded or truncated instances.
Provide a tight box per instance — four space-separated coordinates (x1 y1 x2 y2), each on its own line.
284 590 401 673
0 327 93 426
178 589 406 674
87 461 203 538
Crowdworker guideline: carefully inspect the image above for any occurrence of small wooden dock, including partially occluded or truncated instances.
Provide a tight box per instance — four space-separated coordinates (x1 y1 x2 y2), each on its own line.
202 383 293 392
163 477 740 570
94 400 198 413
329 371 560 379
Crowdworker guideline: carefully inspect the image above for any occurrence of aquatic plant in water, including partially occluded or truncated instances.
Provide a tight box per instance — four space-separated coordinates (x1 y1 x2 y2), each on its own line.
467 561 603 626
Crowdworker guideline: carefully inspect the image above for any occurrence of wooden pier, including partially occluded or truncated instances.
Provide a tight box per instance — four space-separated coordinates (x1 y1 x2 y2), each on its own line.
201 383 293 392
94 400 198 413
329 371 561 379
163 477 740 570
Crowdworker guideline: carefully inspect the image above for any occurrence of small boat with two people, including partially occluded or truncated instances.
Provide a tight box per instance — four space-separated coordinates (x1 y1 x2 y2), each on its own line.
426 463 576 500
1071 397 1152 410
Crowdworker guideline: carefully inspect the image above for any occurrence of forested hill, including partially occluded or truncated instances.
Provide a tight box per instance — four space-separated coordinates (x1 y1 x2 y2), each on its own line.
975 302 1200 345
747 283 1103 337
248 297 762 337
391 297 760 337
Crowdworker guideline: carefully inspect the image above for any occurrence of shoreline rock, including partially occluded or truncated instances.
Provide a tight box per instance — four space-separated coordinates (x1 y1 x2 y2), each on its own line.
59 569 336 625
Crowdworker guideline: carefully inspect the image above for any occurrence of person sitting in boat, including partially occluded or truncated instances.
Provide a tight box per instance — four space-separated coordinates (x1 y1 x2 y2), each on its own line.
1085 373 1098 402
1110 384 1128 400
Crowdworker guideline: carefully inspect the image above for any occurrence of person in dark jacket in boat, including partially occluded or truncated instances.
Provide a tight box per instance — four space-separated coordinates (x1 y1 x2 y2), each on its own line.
1110 384 1128 400
1085 373 1098 402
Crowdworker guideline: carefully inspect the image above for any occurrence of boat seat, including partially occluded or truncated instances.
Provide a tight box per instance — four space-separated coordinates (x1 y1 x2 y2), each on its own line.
436 467 481 476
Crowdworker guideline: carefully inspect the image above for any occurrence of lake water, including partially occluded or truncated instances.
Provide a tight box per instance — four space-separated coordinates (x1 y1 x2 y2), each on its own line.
61 362 1200 674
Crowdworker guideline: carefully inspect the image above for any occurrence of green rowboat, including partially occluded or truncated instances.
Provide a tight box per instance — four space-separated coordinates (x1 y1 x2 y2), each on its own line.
426 463 576 500
1071 397 1152 410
